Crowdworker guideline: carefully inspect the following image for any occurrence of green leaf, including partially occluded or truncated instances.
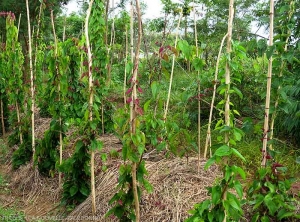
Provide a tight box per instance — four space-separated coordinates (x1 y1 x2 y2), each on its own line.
151 81 159 99
232 86 243 99
265 181 275 193
261 216 270 222
278 210 295 220
70 185 78 196
234 166 246 179
266 45 275 59
212 185 221 205
264 193 277 215
215 145 231 157
75 140 84 152
251 212 260 222
138 144 145 155
143 178 153 193
199 199 210 215
144 99 152 112
231 148 246 161
192 57 205 71
234 181 243 198
204 157 216 170
80 185 90 196
253 194 264 210
233 129 242 141
228 196 240 211
90 139 101 151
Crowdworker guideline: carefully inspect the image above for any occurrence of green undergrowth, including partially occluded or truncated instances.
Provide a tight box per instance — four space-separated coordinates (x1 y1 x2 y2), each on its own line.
0 207 25 222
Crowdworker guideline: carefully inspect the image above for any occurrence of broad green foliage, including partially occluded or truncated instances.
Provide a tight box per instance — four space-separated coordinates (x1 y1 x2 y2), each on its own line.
59 137 92 207
35 119 62 176
11 115 32 169
58 0 108 208
0 14 32 169
247 156 300 221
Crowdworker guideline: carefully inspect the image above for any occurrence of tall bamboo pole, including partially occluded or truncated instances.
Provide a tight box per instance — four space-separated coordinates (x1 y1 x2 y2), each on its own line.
223 1 234 221
261 0 274 167
130 0 142 220
203 33 228 159
130 1 134 67
50 10 63 188
85 0 96 215
193 2 201 172
26 0 35 160
224 0 234 145
16 13 23 144
124 28 128 106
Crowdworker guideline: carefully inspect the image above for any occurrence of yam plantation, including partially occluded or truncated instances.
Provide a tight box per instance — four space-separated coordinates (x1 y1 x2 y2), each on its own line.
0 0 299 221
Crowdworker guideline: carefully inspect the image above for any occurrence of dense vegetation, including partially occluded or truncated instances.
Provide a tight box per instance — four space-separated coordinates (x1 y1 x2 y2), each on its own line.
0 0 299 221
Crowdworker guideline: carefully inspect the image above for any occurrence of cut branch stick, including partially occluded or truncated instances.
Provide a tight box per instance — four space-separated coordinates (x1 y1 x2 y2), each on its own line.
269 1 293 150
261 0 274 167
163 11 183 120
85 0 96 215
203 33 228 159
26 0 35 160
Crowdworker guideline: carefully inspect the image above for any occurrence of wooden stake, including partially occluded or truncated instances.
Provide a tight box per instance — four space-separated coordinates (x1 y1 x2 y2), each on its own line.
223 1 234 221
124 28 128 106
130 0 143 220
1 99 5 136
203 34 228 159
269 1 293 150
85 0 96 215
163 11 183 120
193 2 201 172
26 0 35 160
16 14 23 144
261 0 274 167
224 0 234 145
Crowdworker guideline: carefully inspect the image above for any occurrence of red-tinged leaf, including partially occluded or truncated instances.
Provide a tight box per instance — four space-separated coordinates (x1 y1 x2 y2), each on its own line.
135 98 140 105
126 97 132 104
266 155 272 159
137 87 143 93
159 47 164 54
126 87 133 95
136 106 144 115
118 200 123 206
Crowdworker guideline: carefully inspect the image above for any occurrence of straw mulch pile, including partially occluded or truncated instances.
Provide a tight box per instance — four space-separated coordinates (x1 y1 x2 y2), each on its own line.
1 116 62 218
66 157 220 222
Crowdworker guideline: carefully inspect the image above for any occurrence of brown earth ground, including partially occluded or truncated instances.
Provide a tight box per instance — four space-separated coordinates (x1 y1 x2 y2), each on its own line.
0 116 299 222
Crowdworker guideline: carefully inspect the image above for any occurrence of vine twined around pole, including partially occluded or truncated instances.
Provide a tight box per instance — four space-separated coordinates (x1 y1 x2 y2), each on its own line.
26 0 35 163
261 0 274 167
